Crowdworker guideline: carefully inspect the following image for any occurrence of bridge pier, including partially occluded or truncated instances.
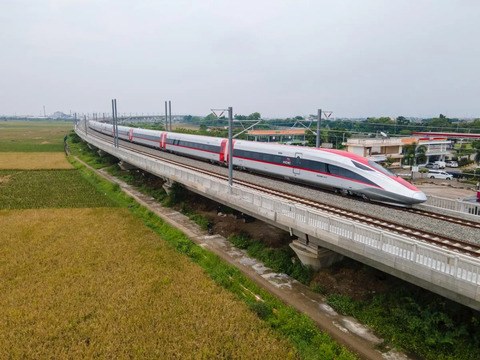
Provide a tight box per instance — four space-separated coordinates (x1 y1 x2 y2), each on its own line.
97 149 108 157
118 161 137 171
290 238 344 270
87 144 97 151
162 179 173 195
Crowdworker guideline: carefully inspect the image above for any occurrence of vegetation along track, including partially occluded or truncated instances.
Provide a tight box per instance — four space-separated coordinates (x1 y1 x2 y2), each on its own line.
85 130 480 258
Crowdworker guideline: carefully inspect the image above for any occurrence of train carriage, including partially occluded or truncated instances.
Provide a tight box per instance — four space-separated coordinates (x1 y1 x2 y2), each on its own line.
164 132 225 162
87 120 426 206
131 128 162 149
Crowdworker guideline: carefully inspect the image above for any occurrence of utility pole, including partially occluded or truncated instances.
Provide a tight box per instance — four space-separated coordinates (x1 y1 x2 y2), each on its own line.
43 106 46 118
316 109 322 148
228 107 233 188
112 99 119 148
168 100 172 131
165 101 168 131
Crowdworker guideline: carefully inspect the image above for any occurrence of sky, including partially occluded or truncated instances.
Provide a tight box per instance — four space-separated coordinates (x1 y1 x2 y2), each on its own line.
1 0 479 118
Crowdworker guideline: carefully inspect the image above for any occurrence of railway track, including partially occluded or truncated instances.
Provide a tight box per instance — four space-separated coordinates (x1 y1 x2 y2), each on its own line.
84 130 480 258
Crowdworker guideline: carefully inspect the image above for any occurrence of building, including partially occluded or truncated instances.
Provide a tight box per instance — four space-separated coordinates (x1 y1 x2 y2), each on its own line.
344 136 452 164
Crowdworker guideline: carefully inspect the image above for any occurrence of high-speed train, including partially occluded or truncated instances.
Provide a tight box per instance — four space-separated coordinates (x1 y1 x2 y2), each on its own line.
88 121 427 206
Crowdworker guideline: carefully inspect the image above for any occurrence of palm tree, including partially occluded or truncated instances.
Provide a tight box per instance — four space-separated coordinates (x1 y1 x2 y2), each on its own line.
474 150 480 165
415 145 427 165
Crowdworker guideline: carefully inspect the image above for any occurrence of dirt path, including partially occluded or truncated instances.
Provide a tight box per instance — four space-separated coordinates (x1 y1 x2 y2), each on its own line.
74 156 409 360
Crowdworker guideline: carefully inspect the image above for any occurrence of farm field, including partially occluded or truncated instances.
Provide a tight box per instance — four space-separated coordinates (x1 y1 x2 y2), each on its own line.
0 208 295 359
0 121 72 152
0 152 73 169
0 122 301 359
0 170 116 209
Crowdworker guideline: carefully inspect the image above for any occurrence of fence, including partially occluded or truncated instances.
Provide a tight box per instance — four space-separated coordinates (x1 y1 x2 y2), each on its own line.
426 195 480 216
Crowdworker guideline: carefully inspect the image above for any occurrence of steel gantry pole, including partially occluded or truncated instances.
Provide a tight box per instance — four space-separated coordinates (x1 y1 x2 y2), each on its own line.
228 107 233 188
114 99 119 148
169 101 172 131
316 109 322 148
111 99 116 147
165 101 168 131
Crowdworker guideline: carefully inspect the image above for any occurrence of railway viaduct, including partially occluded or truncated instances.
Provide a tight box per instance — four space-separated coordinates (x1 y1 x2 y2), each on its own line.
75 121 480 311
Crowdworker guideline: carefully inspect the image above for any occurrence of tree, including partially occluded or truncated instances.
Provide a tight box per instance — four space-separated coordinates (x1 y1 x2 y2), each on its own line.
247 112 261 120
474 150 480 165
415 145 427 165
204 113 217 121
396 116 410 126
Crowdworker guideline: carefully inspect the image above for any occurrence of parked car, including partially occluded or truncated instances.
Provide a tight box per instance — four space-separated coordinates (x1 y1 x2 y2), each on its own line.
446 161 459 168
425 163 440 169
428 170 453 180
446 171 462 179
434 161 446 169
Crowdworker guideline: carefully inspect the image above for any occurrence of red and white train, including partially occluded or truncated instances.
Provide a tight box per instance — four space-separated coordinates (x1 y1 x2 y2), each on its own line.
89 121 427 206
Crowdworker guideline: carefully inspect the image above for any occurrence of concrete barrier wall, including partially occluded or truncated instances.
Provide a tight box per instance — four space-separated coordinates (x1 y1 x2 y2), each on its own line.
76 124 480 309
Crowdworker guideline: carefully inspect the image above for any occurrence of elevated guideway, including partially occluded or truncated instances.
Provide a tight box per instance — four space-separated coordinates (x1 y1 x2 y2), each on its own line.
75 121 480 311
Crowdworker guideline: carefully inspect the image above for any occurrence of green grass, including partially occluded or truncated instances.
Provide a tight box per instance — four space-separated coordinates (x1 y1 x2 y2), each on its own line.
229 232 314 285
0 170 116 209
326 289 480 360
68 132 118 169
0 142 65 152
0 121 72 152
454 143 473 150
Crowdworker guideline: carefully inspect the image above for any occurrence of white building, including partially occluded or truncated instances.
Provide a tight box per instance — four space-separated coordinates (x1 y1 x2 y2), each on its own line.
344 136 451 164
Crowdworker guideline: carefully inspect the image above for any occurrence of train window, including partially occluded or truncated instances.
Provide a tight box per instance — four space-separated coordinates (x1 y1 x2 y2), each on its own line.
234 149 243 157
367 161 395 176
295 157 301 166
263 154 270 162
273 156 281 164
327 165 340 175
352 161 374 171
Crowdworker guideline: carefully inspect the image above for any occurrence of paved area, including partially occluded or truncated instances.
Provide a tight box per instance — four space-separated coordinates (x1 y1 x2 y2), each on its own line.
416 183 478 199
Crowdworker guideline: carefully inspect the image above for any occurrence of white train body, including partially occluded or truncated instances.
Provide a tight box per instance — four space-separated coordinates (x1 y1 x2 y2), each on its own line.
88 121 427 205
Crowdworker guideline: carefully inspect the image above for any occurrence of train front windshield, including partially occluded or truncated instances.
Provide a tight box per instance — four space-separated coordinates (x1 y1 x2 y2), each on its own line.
367 161 396 177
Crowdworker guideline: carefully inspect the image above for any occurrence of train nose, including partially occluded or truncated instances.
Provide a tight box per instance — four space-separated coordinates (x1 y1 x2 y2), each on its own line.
411 191 427 204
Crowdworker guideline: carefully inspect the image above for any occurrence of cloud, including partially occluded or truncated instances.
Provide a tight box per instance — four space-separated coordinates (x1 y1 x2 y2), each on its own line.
1 0 479 117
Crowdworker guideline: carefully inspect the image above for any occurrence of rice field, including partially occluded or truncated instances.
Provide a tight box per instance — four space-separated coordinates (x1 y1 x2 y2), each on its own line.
0 152 73 169
0 121 72 152
0 170 116 209
0 208 296 359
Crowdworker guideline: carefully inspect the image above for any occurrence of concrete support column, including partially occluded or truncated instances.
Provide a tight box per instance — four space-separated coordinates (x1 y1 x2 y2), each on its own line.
289 239 344 270
162 179 173 194
118 161 138 171
97 150 109 158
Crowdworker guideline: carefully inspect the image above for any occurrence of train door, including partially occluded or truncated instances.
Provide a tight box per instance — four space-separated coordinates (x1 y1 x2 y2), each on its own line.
219 139 227 162
160 133 167 149
293 153 302 175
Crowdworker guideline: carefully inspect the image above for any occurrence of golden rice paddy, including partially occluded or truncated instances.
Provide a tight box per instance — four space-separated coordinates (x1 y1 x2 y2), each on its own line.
0 208 296 359
0 152 73 169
